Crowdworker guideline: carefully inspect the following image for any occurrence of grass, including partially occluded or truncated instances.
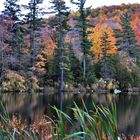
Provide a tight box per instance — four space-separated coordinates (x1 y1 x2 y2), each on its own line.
0 101 119 140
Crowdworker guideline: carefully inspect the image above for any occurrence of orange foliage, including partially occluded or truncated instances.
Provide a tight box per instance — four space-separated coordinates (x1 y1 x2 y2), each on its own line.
88 24 118 62
113 16 121 22
8 115 27 131
36 29 57 73
0 115 27 132
42 32 56 57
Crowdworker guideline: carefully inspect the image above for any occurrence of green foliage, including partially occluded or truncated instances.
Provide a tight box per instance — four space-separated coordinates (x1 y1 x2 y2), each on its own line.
48 0 70 107
23 0 45 30
65 44 82 84
71 0 92 81
12 26 27 71
94 62 102 79
0 102 14 139
44 44 83 86
70 53 83 84
23 0 46 74
53 101 118 140
115 11 138 57
44 48 60 86
48 0 70 43
108 55 140 88
94 54 140 89
86 64 96 85
115 66 134 88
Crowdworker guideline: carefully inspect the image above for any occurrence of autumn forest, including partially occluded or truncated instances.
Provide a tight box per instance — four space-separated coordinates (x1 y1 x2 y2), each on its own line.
1 0 140 139
0 0 140 94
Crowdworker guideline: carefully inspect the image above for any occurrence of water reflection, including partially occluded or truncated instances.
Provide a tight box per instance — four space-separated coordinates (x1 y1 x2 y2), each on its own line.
0 93 140 135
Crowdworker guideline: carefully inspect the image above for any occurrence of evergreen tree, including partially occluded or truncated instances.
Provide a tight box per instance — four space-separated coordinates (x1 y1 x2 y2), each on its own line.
3 0 20 21
68 44 83 85
100 31 112 80
44 41 83 87
44 48 60 86
49 0 69 110
2 0 24 70
23 0 45 73
0 22 4 78
63 44 74 85
71 0 92 84
115 11 138 58
14 26 26 70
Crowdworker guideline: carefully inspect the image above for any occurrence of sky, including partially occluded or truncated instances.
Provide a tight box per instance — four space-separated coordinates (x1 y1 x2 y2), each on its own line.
0 0 140 12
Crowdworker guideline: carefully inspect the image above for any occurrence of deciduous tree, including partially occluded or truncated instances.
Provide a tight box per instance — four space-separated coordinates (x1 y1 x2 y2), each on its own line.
89 24 117 62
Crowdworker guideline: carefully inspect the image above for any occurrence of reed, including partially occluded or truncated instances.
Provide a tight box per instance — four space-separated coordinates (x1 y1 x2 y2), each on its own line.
0 101 118 140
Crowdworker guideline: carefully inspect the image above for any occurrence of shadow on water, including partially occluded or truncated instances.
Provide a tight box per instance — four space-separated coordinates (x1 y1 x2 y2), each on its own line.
0 92 140 135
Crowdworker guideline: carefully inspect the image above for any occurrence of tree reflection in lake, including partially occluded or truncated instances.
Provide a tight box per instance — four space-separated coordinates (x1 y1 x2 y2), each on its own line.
0 93 140 135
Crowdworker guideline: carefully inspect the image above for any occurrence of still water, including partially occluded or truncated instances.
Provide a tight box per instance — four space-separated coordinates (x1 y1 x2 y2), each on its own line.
0 93 140 135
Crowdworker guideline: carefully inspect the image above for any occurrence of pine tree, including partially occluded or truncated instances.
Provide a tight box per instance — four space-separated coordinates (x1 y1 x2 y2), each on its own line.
44 47 60 86
0 22 4 78
14 26 26 70
68 44 83 84
115 11 138 58
23 0 45 73
49 0 69 110
2 0 23 70
100 32 112 80
3 0 20 21
71 0 92 85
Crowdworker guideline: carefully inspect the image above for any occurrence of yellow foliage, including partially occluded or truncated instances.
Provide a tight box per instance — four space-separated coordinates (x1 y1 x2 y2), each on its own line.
0 115 27 132
88 24 118 62
8 115 27 131
1 70 26 91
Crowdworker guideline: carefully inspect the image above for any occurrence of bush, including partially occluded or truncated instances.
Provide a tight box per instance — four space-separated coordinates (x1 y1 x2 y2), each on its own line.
1 70 26 92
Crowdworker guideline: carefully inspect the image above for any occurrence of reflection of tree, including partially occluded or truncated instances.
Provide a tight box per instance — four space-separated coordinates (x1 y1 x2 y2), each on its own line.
117 95 140 135
0 93 140 135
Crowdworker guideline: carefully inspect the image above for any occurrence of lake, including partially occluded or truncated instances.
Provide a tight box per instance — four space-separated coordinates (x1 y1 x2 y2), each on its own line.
0 93 140 136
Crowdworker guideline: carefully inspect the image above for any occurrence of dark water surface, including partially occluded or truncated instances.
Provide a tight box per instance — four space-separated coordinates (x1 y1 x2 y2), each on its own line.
0 93 140 135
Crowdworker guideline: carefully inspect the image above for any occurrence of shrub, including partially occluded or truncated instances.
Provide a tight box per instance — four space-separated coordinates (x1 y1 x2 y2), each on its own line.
1 70 26 92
